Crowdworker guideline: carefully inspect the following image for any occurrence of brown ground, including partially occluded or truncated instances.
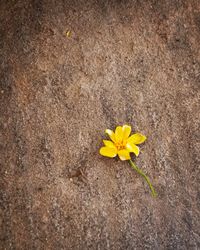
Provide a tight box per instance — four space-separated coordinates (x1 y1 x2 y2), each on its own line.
0 0 200 249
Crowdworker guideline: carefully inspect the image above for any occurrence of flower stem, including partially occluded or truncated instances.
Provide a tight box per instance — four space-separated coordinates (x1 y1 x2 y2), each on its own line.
129 159 157 197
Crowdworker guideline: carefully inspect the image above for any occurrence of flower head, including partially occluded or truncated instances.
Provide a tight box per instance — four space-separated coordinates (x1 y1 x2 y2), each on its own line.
100 125 146 161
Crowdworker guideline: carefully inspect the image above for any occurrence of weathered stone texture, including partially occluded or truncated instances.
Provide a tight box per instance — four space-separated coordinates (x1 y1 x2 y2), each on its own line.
0 0 200 249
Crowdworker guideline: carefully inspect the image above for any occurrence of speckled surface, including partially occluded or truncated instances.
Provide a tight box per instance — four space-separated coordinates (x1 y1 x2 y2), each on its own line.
0 0 200 249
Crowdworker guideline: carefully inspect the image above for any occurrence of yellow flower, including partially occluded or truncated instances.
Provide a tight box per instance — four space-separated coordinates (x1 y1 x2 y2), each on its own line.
100 125 146 161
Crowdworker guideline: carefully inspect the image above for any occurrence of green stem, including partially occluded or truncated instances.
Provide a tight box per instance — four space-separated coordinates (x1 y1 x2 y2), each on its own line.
129 159 157 197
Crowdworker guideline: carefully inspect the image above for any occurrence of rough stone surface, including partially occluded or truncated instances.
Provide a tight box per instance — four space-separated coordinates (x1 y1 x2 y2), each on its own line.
0 0 200 249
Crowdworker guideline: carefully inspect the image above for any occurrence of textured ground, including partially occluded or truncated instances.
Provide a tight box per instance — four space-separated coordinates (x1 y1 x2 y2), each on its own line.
0 0 200 249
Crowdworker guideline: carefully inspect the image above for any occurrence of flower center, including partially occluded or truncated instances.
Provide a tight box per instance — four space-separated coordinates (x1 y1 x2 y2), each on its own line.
115 141 126 151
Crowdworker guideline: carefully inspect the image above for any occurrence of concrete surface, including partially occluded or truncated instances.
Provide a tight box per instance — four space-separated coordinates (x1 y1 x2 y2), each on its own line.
0 0 200 249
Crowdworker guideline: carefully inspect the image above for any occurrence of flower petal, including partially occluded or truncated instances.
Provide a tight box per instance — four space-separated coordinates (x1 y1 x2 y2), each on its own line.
122 125 131 139
103 140 116 149
105 129 116 142
100 146 117 158
127 133 147 145
115 126 123 142
118 149 131 161
126 143 140 156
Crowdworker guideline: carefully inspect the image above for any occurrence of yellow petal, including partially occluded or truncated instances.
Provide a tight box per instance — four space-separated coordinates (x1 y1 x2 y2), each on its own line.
115 126 123 142
100 146 117 158
122 125 131 139
105 129 116 142
66 31 71 37
103 140 116 149
118 149 131 161
127 133 147 145
126 142 140 156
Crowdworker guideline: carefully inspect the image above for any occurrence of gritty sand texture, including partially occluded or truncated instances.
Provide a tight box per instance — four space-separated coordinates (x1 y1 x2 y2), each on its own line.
0 0 200 249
